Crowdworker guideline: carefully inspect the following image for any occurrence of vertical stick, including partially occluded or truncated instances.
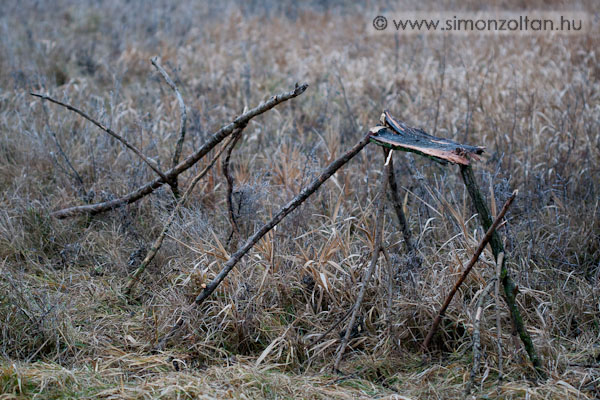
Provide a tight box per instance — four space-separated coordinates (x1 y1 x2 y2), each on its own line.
151 56 188 195
333 148 391 371
459 164 545 379
495 252 504 382
466 279 495 395
386 155 420 266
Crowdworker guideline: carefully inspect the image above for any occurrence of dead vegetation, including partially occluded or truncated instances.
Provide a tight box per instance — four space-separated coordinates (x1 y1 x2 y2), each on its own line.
1 0 599 398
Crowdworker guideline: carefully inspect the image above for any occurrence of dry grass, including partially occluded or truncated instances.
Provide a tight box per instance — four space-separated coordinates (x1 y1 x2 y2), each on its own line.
1 0 599 398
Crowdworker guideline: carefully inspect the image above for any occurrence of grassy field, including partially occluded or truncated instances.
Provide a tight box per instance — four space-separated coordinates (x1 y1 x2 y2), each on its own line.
1 1 599 398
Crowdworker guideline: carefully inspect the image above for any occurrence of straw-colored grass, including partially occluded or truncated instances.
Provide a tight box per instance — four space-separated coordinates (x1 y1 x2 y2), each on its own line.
1 0 599 398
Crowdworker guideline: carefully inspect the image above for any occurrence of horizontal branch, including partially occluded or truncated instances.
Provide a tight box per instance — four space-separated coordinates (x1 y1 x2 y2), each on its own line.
49 83 309 218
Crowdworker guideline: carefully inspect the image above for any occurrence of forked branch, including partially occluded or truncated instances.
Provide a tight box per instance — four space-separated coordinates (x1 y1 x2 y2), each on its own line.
49 83 309 218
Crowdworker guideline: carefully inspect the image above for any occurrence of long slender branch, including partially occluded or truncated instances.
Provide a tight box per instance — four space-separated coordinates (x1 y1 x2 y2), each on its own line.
333 148 390 371
422 190 516 351
154 132 372 350
40 102 85 192
49 83 309 218
151 57 187 171
123 128 243 297
30 93 168 183
194 132 372 305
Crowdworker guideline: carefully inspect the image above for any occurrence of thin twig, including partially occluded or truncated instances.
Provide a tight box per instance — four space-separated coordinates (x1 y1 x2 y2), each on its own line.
40 102 85 194
30 93 169 183
49 83 309 218
495 252 504 382
123 129 243 297
422 190 517 351
223 129 243 245
333 148 391 372
150 57 187 171
309 307 354 346
466 279 495 396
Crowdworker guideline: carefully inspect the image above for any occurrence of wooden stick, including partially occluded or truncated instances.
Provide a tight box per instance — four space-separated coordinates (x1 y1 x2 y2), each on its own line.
495 252 504 382
386 154 420 266
194 131 373 305
333 148 391 371
151 57 187 171
30 93 169 183
49 83 309 218
422 190 516 350
223 129 243 245
460 164 545 379
123 129 242 298
466 279 495 395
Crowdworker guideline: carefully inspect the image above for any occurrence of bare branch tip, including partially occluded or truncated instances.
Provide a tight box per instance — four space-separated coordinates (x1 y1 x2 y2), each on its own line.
295 83 309 94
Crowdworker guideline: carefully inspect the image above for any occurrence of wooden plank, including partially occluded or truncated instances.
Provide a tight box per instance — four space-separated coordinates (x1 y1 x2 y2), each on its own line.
369 110 485 165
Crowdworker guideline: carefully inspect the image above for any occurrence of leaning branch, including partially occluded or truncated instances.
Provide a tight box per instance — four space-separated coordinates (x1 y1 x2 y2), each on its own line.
460 164 545 379
50 83 309 218
422 190 516 351
30 93 168 183
194 132 373 305
155 132 373 350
